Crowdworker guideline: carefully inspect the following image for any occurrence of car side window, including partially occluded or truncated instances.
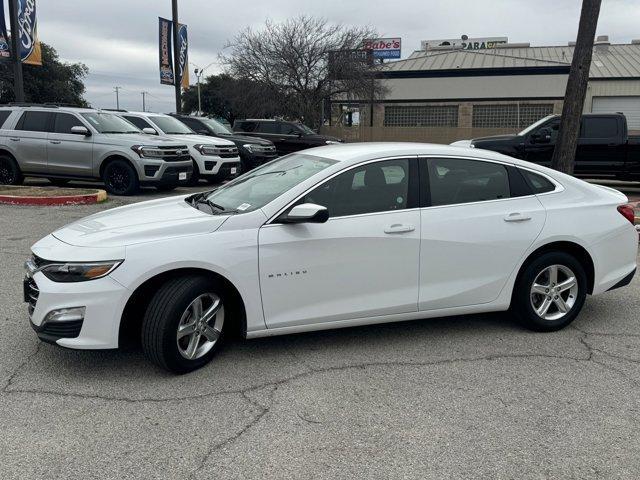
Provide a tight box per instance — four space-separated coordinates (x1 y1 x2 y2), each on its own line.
236 121 257 132
281 123 300 135
123 116 152 131
0 110 13 128
53 113 85 134
520 170 556 194
302 159 413 218
16 111 52 132
427 158 510 206
580 117 618 139
259 122 280 134
181 117 204 131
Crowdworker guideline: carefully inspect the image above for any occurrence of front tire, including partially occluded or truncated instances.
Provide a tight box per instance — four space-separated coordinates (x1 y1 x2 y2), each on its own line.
187 160 200 186
141 275 225 373
102 160 139 195
511 252 587 332
0 154 24 185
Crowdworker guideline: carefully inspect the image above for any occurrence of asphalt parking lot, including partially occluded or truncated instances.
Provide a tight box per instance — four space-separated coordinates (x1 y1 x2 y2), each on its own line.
1 180 640 479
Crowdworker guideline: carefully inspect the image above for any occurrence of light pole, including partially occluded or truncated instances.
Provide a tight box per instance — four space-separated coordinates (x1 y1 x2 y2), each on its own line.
8 0 24 102
171 0 181 113
191 61 216 116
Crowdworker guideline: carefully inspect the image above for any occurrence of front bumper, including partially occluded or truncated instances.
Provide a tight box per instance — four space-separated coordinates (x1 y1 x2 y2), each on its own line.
240 151 278 170
137 159 193 186
25 271 128 349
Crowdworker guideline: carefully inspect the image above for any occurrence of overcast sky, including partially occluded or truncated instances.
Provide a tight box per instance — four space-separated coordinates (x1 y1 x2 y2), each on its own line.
33 0 640 113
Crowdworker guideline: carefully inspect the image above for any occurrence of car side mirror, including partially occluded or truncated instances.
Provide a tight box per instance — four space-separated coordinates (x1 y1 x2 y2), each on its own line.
142 127 159 135
532 128 551 144
70 126 91 136
197 129 209 135
279 203 329 224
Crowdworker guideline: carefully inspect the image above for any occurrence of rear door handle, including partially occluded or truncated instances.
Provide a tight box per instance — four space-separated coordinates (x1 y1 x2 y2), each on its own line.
384 223 415 234
9 137 19 142
49 140 61 144
504 212 531 222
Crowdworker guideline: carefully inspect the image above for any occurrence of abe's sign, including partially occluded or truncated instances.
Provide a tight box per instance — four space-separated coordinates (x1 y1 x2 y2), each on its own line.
363 38 401 59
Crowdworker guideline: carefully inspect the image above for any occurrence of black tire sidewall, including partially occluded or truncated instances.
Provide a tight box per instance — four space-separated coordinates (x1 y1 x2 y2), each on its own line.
514 252 587 331
103 160 139 195
186 160 200 186
145 277 225 373
0 155 23 185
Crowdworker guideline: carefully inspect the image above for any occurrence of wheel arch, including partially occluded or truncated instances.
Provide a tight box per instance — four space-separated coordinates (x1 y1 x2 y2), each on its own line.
118 267 247 347
514 241 595 296
0 148 18 161
98 154 139 178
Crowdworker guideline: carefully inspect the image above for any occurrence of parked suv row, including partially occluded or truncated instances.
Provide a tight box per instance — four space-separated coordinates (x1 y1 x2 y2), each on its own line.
0 105 194 195
170 114 278 171
116 111 241 184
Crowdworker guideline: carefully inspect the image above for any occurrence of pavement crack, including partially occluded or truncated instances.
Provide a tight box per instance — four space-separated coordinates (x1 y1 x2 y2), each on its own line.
2 341 40 393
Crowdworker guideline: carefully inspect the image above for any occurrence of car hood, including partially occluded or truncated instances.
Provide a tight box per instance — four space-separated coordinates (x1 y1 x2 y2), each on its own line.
52 195 229 248
305 133 341 143
99 133 188 147
471 134 519 144
216 133 274 146
162 133 236 147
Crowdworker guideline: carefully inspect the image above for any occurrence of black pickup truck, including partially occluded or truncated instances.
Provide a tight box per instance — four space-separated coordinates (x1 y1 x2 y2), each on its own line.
457 113 640 180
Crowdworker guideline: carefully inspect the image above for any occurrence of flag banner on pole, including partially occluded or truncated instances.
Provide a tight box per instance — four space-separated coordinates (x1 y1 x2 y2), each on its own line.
159 17 175 85
0 1 10 59
177 23 189 89
18 0 41 65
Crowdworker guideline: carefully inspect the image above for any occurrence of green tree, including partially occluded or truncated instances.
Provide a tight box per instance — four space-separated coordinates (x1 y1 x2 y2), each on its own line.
0 42 88 106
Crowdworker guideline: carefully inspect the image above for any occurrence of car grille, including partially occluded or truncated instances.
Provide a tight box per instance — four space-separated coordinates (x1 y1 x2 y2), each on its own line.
24 275 39 318
214 146 239 158
157 146 191 162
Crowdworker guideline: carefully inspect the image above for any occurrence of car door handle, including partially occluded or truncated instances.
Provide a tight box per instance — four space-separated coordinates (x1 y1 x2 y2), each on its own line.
49 140 61 144
9 137 19 142
384 224 415 234
504 213 532 222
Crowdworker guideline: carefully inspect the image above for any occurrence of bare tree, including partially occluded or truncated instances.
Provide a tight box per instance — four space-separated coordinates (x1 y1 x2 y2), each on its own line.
222 16 385 128
551 0 602 173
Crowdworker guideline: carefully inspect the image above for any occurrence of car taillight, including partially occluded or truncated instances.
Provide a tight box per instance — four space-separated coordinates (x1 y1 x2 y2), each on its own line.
617 204 635 225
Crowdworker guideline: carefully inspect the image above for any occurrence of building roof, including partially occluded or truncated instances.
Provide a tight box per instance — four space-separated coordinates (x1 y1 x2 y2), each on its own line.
382 44 640 78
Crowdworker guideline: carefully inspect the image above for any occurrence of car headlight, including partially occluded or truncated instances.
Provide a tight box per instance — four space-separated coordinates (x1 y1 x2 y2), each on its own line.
242 144 254 153
131 145 166 158
325 140 341 145
39 260 123 283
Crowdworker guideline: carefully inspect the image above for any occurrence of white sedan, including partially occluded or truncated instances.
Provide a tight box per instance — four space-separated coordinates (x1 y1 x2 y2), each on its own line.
24 143 638 373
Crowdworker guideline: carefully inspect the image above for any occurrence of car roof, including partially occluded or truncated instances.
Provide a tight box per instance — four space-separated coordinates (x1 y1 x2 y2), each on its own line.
124 111 169 118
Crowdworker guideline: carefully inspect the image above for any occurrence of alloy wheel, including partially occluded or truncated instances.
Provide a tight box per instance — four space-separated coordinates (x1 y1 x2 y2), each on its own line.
176 293 224 360
106 165 131 194
0 160 14 184
529 264 578 321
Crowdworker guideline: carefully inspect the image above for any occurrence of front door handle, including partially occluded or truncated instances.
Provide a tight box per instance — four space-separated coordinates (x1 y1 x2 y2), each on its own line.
384 223 415 234
9 137 19 142
504 212 532 222
49 140 61 144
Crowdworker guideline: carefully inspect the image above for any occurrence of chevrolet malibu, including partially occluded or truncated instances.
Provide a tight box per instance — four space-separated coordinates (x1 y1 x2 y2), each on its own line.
24 143 638 373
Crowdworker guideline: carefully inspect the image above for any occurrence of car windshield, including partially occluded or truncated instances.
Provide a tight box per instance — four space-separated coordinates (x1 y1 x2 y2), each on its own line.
297 123 315 135
201 117 233 135
81 112 140 134
151 116 195 135
518 115 557 136
199 153 338 214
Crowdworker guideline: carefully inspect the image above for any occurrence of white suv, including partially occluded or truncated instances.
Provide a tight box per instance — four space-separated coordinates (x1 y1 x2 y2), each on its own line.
0 105 193 195
119 111 240 184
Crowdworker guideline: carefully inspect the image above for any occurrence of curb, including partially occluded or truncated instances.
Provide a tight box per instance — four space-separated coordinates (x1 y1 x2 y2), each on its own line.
0 189 107 206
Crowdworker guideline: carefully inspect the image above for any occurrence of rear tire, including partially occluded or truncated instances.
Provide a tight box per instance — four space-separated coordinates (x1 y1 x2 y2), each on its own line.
0 154 23 185
511 251 587 332
141 275 226 374
102 160 139 195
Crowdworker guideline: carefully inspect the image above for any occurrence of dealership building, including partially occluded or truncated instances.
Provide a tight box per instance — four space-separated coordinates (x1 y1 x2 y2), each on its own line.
326 36 640 142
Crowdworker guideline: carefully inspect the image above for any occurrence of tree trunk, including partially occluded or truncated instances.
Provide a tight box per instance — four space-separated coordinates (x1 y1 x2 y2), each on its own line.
551 0 602 174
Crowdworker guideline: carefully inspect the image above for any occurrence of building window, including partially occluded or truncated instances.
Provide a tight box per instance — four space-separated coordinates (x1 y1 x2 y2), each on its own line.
472 104 554 128
384 105 459 127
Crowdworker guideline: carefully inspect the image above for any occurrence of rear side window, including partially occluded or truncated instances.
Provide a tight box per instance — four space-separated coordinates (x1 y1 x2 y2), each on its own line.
53 113 84 134
427 158 510 206
259 122 280 134
235 121 257 132
123 116 152 131
0 110 12 128
521 170 556 194
581 117 618 139
16 111 52 132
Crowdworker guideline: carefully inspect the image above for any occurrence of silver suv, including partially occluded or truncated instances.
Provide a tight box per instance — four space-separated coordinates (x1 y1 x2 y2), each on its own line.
0 105 193 195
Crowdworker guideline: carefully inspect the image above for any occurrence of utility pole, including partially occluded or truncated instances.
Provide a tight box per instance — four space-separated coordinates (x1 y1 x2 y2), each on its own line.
551 0 602 174
8 0 24 102
114 86 122 110
141 91 148 112
171 0 181 113
194 68 202 115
